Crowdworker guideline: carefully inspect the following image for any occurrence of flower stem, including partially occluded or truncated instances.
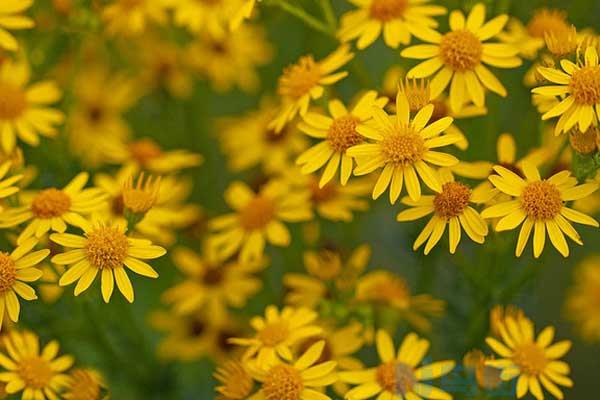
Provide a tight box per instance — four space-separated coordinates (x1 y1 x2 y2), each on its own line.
266 0 333 36
317 0 337 31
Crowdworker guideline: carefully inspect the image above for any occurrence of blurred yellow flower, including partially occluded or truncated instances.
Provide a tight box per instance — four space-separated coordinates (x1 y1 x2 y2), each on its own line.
0 0 34 52
565 255 600 342
63 369 106 400
214 360 254 399
102 0 168 36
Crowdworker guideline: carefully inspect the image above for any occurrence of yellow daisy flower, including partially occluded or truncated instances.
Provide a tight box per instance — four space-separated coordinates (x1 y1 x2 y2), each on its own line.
0 330 74 400
565 255 600 342
296 91 388 187
347 90 460 203
208 180 312 263
0 238 49 329
229 305 322 366
396 170 489 254
0 0 34 51
532 46 600 135
50 220 166 303
481 163 599 258
63 368 107 400
214 360 254 399
337 0 446 49
401 3 522 113
0 173 107 244
102 0 168 36
270 45 354 132
486 315 573 400
246 340 338 400
168 0 249 35
341 329 455 400
0 59 64 153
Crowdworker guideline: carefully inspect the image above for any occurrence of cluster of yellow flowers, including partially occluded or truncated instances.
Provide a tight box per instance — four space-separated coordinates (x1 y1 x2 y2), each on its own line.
1 0 600 399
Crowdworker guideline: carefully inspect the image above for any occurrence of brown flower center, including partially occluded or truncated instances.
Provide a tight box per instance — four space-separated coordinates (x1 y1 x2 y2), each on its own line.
18 357 54 389
239 196 275 230
85 227 129 269
0 83 27 120
440 30 483 72
569 125 599 154
327 115 362 152
520 181 562 220
381 127 426 165
569 66 600 105
370 0 408 22
278 56 322 100
434 182 471 219
0 253 16 293
512 343 548 375
262 364 303 400
376 361 416 395
258 322 290 347
202 267 224 285
31 189 72 219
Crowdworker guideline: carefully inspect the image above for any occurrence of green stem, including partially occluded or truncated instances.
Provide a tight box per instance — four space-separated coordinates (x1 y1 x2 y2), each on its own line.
266 0 333 36
317 0 337 31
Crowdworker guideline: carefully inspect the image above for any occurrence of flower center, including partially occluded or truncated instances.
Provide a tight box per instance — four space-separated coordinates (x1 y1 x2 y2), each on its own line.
129 139 163 166
376 361 416 395
66 370 101 400
439 30 483 72
18 357 54 389
327 115 362 152
0 83 27 120
0 253 16 293
520 181 562 220
381 127 426 165
85 227 129 269
527 9 569 38
112 194 125 216
238 196 275 230
262 364 303 400
258 322 290 347
278 56 322 100
569 125 599 154
369 0 408 22
512 343 548 375
202 267 224 286
31 188 72 219
569 66 600 105
433 182 471 219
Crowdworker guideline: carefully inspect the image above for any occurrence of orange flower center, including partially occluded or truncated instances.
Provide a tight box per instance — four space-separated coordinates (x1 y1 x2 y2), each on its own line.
239 195 275 230
31 188 72 219
527 9 569 38
258 321 290 346
376 361 416 395
278 56 322 100
18 357 54 389
0 83 27 120
520 181 562 220
440 30 483 71
85 227 129 269
262 364 303 400
569 65 600 105
512 343 548 375
434 182 471 219
370 0 408 22
0 253 16 293
327 115 362 152
129 139 163 166
66 370 101 400
381 127 426 165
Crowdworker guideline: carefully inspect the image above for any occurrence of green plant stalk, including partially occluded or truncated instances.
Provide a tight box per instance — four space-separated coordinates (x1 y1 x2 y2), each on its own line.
266 0 333 36
318 0 337 31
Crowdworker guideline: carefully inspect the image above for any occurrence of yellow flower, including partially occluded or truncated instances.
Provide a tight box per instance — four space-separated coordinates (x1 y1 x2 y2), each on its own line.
0 238 49 329
37 262 65 304
208 180 312 263
463 349 502 390
0 161 22 208
0 330 74 399
401 3 522 113
0 59 64 152
168 0 250 35
486 315 573 400
102 0 168 36
341 329 455 400
247 340 338 400
214 360 254 399
0 173 107 244
122 173 161 215
63 369 107 400
347 90 460 203
489 304 528 339
230 0 255 30
296 91 388 187
270 45 354 133
397 170 489 254
337 0 446 49
532 46 600 135
50 220 166 303
0 0 34 51
565 255 600 342
481 163 599 257
229 305 322 366
162 245 265 319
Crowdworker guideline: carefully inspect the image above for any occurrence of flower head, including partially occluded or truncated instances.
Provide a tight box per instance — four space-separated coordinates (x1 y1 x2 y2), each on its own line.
565 256 600 342
0 0 34 51
102 0 168 36
63 369 107 400
122 173 161 215
214 360 254 399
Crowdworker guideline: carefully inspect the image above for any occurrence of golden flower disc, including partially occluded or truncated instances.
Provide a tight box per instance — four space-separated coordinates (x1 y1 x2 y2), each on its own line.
527 9 569 38
278 56 322 100
569 66 600 105
262 364 303 400
440 30 483 72
520 181 562 220
258 322 290 347
0 83 27 120
434 182 471 219
0 253 16 293
512 343 548 375
327 115 362 152
31 189 72 219
18 357 54 390
129 139 163 166
370 0 408 22
381 128 426 165
376 361 416 395
239 196 275 230
85 227 129 269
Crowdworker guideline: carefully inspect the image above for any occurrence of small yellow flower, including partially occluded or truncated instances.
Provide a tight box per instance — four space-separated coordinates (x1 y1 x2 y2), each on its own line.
533 46 600 134
214 360 254 399
486 314 573 400
481 163 599 257
0 0 34 51
337 0 447 49
122 173 161 215
0 330 74 399
102 0 168 36
565 255 600 342
0 238 49 329
340 329 455 400
544 25 578 57
0 161 22 208
168 0 251 35
63 369 107 400
270 45 354 132
50 220 166 303
401 3 522 113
